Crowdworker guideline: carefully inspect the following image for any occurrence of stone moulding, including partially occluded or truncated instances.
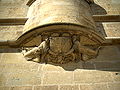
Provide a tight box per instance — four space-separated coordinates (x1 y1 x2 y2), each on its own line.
0 18 27 25
0 15 120 25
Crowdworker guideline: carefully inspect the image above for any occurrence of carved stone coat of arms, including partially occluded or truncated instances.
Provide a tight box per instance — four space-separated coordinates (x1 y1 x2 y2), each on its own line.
22 32 100 64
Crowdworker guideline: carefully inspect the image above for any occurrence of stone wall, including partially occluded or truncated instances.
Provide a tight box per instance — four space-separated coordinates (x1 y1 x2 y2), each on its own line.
0 0 28 18
92 0 120 37
0 46 120 90
91 0 120 15
0 0 28 41
91 0 120 37
0 0 120 90
0 26 24 41
96 22 120 37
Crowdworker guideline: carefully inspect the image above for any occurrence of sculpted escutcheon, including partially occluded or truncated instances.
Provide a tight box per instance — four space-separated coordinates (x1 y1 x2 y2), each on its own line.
22 32 100 64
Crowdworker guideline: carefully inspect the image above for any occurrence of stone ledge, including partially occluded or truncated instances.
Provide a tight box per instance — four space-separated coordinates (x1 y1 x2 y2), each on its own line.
0 15 120 25
93 15 120 22
0 18 27 25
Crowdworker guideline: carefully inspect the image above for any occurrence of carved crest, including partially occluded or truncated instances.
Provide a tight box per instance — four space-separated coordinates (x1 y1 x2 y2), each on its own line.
22 32 100 64
49 37 72 53
47 36 74 64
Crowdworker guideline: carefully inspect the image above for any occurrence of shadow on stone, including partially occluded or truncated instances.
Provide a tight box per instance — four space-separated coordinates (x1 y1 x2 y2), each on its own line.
91 3 108 37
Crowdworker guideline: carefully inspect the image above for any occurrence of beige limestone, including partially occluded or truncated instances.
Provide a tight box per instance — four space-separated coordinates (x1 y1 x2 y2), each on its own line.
94 46 120 62
108 83 120 90
74 70 113 83
6 71 41 86
111 72 120 82
0 0 120 90
34 86 58 90
42 62 83 71
91 0 120 15
42 72 74 84
10 86 32 90
0 53 26 64
80 84 108 90
0 26 24 40
0 87 10 90
0 46 120 88
102 22 120 37
0 0 28 18
60 85 79 90
96 22 120 37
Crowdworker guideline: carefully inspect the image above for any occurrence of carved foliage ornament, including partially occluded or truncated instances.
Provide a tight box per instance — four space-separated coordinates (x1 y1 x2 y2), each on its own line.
22 32 100 64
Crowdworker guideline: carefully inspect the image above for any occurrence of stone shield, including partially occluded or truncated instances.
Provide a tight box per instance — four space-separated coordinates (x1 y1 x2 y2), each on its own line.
49 37 72 54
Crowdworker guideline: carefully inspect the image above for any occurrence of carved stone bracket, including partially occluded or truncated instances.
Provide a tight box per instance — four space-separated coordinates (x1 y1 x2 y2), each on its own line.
22 32 100 64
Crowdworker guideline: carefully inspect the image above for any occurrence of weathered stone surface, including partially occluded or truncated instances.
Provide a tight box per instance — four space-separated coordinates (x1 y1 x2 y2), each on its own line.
0 63 5 73
1 62 41 73
0 0 28 18
42 72 74 84
6 70 41 86
74 70 113 83
108 83 120 90
0 53 42 86
0 72 10 86
0 54 3 62
0 31 17 41
23 33 102 63
0 26 23 41
34 85 58 90
94 46 120 62
1 53 26 63
10 86 32 90
111 72 120 82
94 62 120 70
0 87 10 90
91 0 120 15
42 64 65 71
96 22 120 38
60 85 79 90
82 61 95 69
42 62 83 71
80 84 108 90
102 22 120 37
0 26 24 32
